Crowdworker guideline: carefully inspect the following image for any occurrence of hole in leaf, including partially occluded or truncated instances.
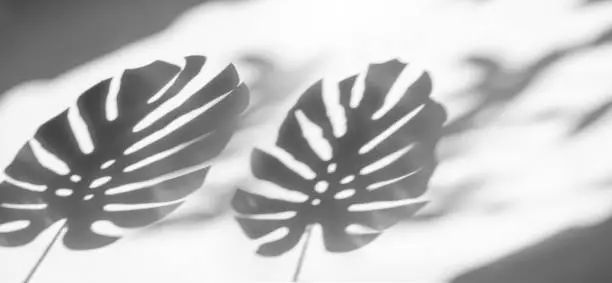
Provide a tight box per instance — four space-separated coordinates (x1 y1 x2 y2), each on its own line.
327 163 337 174
334 189 356 200
70 175 82 183
89 176 112 189
55 188 73 197
147 72 181 104
314 181 329 194
100 160 116 170
340 175 355 184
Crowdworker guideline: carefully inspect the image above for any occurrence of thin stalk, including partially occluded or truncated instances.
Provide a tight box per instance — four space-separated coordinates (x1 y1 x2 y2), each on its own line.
23 221 66 283
292 225 314 282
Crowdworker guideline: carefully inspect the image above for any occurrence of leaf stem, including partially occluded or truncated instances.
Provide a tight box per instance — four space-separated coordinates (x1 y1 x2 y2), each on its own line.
23 221 66 283
292 225 314 282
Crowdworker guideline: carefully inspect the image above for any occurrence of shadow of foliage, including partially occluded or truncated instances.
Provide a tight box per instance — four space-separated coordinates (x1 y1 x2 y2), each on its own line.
584 0 612 5
0 0 245 98
444 24 612 139
570 98 612 134
452 215 612 283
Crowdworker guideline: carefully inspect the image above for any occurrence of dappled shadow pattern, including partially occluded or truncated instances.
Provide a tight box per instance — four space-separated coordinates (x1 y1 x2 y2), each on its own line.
233 60 446 256
444 24 612 138
0 56 248 249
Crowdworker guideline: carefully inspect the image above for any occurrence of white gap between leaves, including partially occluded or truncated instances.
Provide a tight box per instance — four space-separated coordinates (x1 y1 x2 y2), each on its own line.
3 175 47 192
371 65 425 120
248 182 310 204
367 168 422 191
348 197 427 212
147 71 182 104
105 161 209 195
295 110 332 161
104 198 183 212
100 160 116 170
0 203 48 210
125 92 229 155
265 147 316 181
67 103 95 155
131 60 228 133
350 70 367 108
359 104 424 155
123 133 209 173
314 180 329 193
322 79 347 138
105 74 122 122
29 139 71 176
360 143 414 175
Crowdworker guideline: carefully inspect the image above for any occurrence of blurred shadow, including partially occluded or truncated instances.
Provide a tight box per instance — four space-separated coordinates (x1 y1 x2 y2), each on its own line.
432 22 612 218
445 49 576 137
0 0 244 98
585 0 612 5
452 215 612 283
570 98 612 134
444 23 612 140
411 179 487 221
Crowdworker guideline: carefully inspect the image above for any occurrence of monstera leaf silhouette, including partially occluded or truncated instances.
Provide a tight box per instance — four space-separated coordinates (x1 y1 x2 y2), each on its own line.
0 55 248 250
233 59 446 258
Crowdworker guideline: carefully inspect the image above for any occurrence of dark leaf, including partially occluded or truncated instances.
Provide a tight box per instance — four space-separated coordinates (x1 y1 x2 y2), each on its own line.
0 55 249 249
232 59 446 256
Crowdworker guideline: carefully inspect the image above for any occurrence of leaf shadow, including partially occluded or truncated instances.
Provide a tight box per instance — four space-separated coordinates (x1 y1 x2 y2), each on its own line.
444 23 612 149
0 0 247 98
451 214 612 283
